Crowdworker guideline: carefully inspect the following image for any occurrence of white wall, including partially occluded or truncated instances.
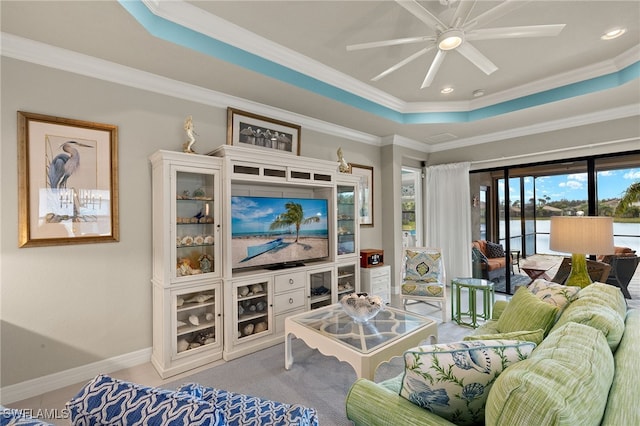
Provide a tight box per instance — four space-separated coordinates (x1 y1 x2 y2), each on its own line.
0 57 383 389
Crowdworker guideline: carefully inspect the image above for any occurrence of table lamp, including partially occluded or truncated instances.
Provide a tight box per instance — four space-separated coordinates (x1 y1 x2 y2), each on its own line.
549 216 614 288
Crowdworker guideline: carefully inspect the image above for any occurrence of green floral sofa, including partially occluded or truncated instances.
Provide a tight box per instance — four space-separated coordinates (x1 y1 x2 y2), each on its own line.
346 281 639 425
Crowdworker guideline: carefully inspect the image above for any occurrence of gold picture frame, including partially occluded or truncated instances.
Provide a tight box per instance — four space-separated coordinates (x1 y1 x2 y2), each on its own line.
227 107 301 155
18 111 119 247
350 163 374 227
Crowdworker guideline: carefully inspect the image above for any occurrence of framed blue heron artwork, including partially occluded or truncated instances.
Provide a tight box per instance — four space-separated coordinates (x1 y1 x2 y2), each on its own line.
17 111 119 247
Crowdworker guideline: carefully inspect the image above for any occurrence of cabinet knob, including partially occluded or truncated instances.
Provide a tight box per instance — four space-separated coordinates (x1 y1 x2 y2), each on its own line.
289 278 294 284
289 297 294 304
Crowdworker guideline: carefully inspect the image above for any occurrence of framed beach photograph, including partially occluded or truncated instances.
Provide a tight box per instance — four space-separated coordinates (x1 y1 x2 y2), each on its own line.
227 107 301 155
18 111 119 247
350 163 374 226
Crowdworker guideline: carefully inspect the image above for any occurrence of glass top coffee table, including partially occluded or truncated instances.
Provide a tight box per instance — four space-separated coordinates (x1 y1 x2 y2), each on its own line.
285 304 437 380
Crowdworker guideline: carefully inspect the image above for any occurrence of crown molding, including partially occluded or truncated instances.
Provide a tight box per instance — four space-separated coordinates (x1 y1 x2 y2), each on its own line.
137 0 639 118
0 32 381 146
430 104 640 152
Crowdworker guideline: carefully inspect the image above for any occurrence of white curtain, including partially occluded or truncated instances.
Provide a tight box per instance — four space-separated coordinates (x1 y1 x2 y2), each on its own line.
423 162 472 284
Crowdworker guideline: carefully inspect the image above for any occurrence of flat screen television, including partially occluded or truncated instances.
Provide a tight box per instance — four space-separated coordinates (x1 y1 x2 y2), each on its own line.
231 196 330 270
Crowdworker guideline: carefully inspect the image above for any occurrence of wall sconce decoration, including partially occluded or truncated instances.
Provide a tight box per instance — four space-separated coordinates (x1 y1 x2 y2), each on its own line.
472 194 479 207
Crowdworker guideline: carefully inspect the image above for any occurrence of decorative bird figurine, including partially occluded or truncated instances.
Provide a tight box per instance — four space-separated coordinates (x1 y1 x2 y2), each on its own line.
48 141 93 189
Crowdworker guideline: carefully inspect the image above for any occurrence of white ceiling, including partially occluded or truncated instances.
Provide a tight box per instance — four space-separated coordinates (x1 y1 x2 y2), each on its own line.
1 0 639 151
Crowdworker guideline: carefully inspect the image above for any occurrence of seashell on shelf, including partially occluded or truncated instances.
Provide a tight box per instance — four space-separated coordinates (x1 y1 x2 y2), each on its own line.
254 321 267 333
205 313 214 321
204 235 214 244
181 236 193 246
194 235 204 245
189 342 201 349
238 286 249 297
177 339 189 352
242 323 254 336
251 284 263 294
177 297 184 307
188 315 199 326
204 337 215 345
249 304 256 312
177 320 187 328
256 301 266 311
186 294 213 304
238 305 244 315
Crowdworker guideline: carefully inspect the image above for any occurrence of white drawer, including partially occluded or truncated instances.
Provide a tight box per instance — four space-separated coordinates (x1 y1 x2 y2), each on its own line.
274 271 306 293
274 289 306 313
275 307 306 334
366 267 390 279
371 280 388 292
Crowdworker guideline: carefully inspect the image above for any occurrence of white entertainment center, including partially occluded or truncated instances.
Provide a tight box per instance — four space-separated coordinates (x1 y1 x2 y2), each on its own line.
150 145 361 378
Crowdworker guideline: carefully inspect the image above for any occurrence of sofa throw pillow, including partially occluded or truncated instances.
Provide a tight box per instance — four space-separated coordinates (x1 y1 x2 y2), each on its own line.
484 242 505 258
472 247 488 264
67 374 225 426
496 287 558 335
463 329 544 346
178 383 319 426
404 250 442 282
399 340 536 426
528 279 579 310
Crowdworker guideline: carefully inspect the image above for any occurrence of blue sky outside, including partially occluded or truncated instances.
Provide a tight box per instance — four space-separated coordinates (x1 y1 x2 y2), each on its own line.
503 167 640 203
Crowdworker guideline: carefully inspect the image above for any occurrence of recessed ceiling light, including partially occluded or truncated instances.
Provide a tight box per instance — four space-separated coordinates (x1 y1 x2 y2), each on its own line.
472 89 485 97
441 86 455 94
601 27 626 40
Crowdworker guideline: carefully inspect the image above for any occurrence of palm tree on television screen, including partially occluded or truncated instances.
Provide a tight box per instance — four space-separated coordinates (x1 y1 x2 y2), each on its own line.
269 202 320 242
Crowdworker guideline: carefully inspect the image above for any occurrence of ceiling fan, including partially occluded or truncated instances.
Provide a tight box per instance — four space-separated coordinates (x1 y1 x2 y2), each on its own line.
347 0 566 88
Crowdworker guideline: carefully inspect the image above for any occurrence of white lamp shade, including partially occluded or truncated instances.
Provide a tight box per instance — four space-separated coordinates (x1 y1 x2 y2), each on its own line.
549 216 615 255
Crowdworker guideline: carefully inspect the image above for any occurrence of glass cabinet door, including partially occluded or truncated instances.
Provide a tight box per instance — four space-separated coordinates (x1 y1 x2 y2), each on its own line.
309 268 334 310
336 263 357 300
174 286 220 356
235 279 271 341
337 184 356 256
174 168 219 280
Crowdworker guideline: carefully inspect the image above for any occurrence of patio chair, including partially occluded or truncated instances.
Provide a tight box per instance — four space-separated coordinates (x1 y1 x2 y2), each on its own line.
400 247 447 322
605 256 639 299
550 257 612 286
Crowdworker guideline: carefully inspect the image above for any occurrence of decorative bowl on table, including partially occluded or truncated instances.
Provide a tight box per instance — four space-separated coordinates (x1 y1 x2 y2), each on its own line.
340 293 384 323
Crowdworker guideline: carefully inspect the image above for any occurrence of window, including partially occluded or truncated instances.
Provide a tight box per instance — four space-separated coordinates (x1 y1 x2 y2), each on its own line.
402 167 422 247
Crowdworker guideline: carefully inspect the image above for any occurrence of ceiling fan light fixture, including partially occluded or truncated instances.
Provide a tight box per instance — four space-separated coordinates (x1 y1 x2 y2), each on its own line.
601 27 626 40
441 86 455 94
438 29 464 50
473 89 485 97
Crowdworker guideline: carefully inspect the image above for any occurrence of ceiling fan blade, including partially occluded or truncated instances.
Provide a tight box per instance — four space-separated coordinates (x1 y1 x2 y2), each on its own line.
372 46 435 82
456 42 498 75
347 35 436 51
395 0 447 33
421 50 447 89
466 24 566 41
449 0 476 27
464 0 530 30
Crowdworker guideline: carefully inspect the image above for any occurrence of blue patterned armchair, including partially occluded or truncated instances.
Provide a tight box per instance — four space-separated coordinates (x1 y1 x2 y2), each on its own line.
400 247 447 322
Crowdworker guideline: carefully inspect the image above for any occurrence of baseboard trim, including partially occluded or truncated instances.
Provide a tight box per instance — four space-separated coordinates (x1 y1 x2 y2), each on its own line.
0 347 152 405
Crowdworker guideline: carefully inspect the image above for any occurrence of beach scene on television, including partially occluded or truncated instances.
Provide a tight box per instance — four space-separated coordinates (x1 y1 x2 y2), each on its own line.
231 196 330 269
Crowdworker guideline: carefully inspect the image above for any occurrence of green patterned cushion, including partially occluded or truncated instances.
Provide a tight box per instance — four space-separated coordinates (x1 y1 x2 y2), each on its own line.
401 281 444 297
486 322 614 426
399 340 535 426
404 250 442 282
463 329 545 346
496 287 558 335
550 282 627 352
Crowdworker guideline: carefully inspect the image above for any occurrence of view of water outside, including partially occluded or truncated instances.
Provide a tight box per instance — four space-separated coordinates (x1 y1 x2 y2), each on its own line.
499 166 640 255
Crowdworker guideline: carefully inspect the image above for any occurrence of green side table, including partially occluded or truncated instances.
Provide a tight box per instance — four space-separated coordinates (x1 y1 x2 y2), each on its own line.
451 277 495 328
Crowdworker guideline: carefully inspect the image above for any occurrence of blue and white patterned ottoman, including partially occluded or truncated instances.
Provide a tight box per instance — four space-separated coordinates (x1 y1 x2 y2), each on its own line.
66 374 225 425
178 383 319 426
